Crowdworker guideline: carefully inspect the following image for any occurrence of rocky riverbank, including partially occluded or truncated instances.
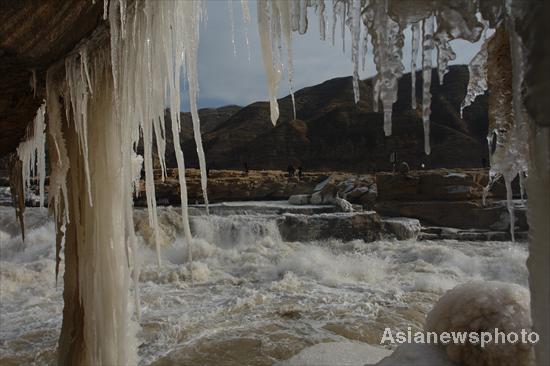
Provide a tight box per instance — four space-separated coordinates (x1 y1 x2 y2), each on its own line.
133 167 526 240
1 167 527 241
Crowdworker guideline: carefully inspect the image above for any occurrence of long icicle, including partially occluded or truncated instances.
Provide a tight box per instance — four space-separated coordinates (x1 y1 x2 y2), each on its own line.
411 21 420 110
421 15 434 155
257 0 281 125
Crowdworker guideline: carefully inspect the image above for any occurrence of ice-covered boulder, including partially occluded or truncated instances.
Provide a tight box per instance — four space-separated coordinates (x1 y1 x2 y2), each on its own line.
425 281 534 366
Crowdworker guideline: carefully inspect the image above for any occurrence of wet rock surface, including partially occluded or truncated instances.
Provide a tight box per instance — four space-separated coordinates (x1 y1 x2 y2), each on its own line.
3 167 526 240
375 199 527 231
277 212 384 243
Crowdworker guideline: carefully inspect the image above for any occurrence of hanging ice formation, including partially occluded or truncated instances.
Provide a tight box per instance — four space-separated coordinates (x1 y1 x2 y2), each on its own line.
460 37 489 118
15 0 215 364
17 102 47 208
255 0 486 154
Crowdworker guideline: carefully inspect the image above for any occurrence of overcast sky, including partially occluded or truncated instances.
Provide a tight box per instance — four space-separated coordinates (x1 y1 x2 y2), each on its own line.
185 0 483 110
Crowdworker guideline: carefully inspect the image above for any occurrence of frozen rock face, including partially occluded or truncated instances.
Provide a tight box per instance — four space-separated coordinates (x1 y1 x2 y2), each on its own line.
425 281 534 366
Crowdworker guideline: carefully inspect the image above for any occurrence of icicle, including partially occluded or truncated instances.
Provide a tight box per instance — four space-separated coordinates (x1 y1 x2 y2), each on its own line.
434 32 455 85
365 0 404 136
65 49 93 206
103 0 109 19
277 0 297 120
109 0 121 106
421 16 434 155
46 69 70 228
257 0 281 125
183 0 210 214
119 0 127 38
299 0 308 34
240 0 252 63
17 102 47 208
228 0 237 56
35 105 46 209
350 0 361 103
331 0 337 46
141 106 162 265
411 22 420 110
504 176 515 242
291 0 301 32
318 0 326 41
361 27 368 72
340 0 346 53
241 0 251 23
460 39 488 117
168 99 195 285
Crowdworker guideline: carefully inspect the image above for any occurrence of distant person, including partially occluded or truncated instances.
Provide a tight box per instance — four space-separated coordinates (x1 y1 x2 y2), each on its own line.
297 166 303 179
390 152 396 173
243 162 249 175
287 164 295 177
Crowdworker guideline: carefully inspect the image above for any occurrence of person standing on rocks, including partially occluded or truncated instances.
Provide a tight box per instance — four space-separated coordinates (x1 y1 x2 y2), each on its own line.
287 164 295 177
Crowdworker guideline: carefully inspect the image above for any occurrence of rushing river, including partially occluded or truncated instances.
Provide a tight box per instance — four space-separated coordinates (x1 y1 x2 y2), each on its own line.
0 205 528 365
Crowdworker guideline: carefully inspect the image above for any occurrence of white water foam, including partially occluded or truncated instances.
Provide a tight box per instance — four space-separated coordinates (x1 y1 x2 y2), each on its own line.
0 206 528 365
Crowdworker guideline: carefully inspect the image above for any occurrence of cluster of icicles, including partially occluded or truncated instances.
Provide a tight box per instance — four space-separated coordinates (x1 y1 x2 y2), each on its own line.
12 0 528 364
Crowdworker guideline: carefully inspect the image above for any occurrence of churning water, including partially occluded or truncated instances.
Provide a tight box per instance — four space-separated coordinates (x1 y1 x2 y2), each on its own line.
0 205 528 365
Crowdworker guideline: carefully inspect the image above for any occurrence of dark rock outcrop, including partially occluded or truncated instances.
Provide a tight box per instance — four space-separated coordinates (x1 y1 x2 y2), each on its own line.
277 211 383 243
375 199 527 231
